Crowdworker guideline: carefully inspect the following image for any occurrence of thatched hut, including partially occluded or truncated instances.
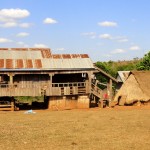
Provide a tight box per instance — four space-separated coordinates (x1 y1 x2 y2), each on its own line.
114 71 150 105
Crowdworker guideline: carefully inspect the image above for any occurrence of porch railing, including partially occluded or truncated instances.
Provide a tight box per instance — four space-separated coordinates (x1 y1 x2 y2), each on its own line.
0 82 88 96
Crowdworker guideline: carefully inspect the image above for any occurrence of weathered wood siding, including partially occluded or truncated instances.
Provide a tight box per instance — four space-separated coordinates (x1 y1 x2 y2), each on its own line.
0 86 41 96
0 82 88 97
0 72 90 97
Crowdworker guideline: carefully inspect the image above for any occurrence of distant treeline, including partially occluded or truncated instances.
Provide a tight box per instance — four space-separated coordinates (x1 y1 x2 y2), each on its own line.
95 51 150 78
95 51 150 89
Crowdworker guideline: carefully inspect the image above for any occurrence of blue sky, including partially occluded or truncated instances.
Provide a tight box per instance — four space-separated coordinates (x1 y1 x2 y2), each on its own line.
0 0 150 62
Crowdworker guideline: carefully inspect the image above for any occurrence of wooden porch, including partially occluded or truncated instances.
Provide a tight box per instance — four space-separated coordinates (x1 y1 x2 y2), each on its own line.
0 82 88 97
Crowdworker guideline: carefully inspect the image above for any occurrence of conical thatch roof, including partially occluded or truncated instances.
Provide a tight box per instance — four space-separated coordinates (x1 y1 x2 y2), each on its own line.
114 71 150 104
132 71 150 97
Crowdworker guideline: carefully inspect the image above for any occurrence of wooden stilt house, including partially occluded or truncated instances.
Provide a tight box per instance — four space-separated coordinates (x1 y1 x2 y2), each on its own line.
0 48 96 110
0 48 118 110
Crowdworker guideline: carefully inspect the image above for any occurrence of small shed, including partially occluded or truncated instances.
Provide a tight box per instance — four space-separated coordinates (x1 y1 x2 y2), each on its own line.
114 71 150 105
116 71 130 90
117 71 130 83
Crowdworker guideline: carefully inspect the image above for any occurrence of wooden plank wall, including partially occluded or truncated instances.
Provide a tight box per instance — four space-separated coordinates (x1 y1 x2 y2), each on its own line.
0 87 41 96
0 83 87 96
0 72 91 97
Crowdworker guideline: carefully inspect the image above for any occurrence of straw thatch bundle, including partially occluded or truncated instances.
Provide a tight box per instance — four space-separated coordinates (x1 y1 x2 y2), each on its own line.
114 71 150 105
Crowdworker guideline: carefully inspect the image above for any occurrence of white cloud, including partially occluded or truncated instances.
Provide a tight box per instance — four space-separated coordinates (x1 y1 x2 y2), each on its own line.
0 21 17 27
0 38 12 43
0 9 31 28
16 32 29 37
111 49 126 54
114 36 129 42
98 21 118 27
103 54 112 57
23 44 29 48
82 32 96 39
16 41 29 47
43 18 58 24
19 23 32 28
0 8 30 21
129 45 140 50
0 22 32 28
99 34 112 39
34 43 48 48
56 48 65 51
118 38 129 42
17 41 24 45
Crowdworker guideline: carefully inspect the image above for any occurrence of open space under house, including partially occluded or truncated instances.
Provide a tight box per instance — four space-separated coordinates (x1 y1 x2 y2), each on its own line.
0 48 117 111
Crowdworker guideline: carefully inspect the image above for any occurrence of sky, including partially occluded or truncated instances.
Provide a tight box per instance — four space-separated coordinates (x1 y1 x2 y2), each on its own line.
0 0 150 62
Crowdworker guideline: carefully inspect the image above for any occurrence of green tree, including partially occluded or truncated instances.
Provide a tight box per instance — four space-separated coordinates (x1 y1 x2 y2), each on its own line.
95 61 117 89
136 51 150 70
96 61 116 77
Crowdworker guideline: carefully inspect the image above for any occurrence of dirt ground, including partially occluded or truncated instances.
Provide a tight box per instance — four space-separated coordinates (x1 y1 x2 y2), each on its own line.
0 106 150 150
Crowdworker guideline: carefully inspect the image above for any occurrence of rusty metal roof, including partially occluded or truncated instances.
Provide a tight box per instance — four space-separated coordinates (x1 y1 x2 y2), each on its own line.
0 48 94 70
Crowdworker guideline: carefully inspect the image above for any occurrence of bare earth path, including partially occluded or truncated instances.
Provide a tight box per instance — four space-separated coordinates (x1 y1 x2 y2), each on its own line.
0 106 150 150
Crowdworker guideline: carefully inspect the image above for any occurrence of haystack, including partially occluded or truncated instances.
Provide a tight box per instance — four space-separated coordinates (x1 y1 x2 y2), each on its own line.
114 71 150 105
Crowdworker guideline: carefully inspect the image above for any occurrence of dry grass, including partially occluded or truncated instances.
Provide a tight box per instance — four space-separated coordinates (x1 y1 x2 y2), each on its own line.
0 107 150 150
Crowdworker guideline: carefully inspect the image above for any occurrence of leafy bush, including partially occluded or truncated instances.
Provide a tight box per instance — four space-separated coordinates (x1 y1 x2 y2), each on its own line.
136 51 150 70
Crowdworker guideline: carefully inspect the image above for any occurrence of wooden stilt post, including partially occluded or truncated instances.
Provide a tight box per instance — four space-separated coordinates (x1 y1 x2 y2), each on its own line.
101 100 104 108
8 73 15 89
109 79 112 107
11 97 15 111
87 71 92 94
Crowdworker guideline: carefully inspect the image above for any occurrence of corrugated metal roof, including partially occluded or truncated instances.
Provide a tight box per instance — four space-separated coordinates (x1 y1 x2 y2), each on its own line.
16 59 23 68
34 59 42 68
0 59 4 68
117 71 130 82
6 59 13 68
25 59 33 68
0 48 94 70
41 49 51 58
